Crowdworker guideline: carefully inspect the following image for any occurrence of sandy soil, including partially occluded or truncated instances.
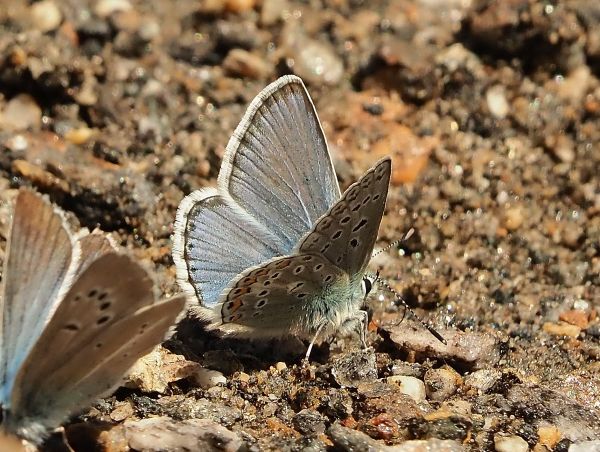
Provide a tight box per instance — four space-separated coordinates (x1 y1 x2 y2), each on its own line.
0 0 599 450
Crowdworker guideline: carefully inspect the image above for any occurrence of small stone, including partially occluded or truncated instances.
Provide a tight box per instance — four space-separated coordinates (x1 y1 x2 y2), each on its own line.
331 350 377 388
125 417 242 452
424 367 462 402
275 362 287 372
559 310 590 329
95 0 132 17
486 85 509 119
261 0 288 26
494 434 529 452
223 49 273 79
191 368 227 389
292 409 326 435
543 321 581 338
110 401 134 422
385 321 501 370
464 369 501 394
64 127 95 145
386 375 426 402
537 424 561 449
1 94 42 131
283 25 344 85
224 0 256 13
237 372 250 383
126 346 201 393
31 0 62 32
504 206 524 230
568 440 600 452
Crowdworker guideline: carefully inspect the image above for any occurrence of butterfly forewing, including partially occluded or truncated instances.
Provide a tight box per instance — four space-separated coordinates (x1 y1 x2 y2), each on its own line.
298 158 391 277
0 189 76 404
218 75 341 252
174 189 286 307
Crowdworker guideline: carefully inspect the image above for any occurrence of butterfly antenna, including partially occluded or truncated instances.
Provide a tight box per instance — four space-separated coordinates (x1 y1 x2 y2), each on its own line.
371 274 446 345
371 228 415 259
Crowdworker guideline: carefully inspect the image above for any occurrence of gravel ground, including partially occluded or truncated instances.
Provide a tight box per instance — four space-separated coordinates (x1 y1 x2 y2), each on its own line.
0 0 599 451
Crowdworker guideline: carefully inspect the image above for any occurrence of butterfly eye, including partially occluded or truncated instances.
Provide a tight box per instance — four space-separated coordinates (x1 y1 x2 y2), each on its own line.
256 299 267 308
350 238 359 248
293 265 304 275
314 263 323 271
361 277 373 296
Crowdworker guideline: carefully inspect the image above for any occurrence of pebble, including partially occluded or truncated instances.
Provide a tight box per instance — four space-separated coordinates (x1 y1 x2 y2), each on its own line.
283 25 344 85
126 347 201 393
543 321 581 338
95 0 132 17
64 127 95 145
486 85 509 119
275 362 287 372
225 0 256 14
424 367 462 401
261 0 288 26
569 440 600 452
386 375 426 402
30 0 62 32
237 372 251 383
1 94 42 131
292 409 326 435
331 350 377 388
124 417 242 452
494 435 529 452
464 369 501 394
559 310 590 329
504 206 524 230
192 368 227 389
223 49 273 79
537 424 561 449
385 321 501 370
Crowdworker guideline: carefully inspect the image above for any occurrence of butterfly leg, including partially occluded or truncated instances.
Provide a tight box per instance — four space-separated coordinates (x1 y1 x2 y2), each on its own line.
356 309 369 350
305 323 326 361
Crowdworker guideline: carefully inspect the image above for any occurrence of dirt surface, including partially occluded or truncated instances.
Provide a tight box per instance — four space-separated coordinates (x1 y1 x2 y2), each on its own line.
0 0 599 451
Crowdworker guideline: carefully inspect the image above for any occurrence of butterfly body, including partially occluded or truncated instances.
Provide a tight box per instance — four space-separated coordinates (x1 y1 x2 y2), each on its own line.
173 76 390 351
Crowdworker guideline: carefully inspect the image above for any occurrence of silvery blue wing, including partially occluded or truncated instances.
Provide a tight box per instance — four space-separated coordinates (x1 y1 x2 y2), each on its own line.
0 189 186 445
173 75 391 354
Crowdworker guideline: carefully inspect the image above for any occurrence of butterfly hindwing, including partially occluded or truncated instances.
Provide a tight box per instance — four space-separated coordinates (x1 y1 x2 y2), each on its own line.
214 254 349 336
7 252 185 443
218 75 341 252
298 158 391 277
173 189 287 307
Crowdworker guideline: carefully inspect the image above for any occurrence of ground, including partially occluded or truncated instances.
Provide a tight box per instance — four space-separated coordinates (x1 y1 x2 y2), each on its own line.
0 0 599 451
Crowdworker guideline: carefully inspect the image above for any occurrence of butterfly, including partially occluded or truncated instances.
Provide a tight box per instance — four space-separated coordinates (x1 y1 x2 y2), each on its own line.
0 188 186 445
173 75 390 358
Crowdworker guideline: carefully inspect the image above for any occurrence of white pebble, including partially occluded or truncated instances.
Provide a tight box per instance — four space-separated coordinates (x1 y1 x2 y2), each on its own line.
191 368 226 389
387 375 426 402
494 434 529 452
31 0 62 32
486 85 509 119
95 0 132 17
